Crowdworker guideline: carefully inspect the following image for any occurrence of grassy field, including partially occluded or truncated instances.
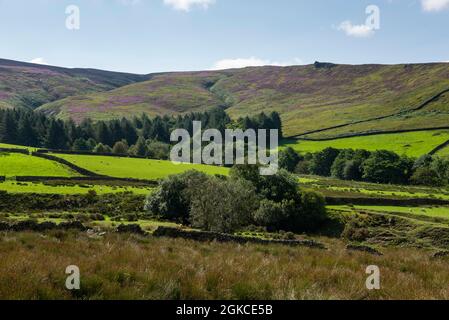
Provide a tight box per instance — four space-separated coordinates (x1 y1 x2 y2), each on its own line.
299 175 449 200
0 152 79 177
283 130 449 157
52 153 230 180
0 181 153 195
1 231 449 300
330 205 449 220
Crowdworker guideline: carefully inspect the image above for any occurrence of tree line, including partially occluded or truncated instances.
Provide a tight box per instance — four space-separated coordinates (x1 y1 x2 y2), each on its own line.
279 146 449 187
0 108 283 158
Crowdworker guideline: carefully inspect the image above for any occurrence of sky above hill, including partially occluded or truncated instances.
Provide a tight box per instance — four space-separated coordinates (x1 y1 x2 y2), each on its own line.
0 0 448 73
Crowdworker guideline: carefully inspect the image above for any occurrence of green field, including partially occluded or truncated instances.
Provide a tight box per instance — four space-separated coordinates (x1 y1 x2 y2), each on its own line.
330 205 449 220
52 153 230 180
0 152 79 177
283 130 449 157
0 181 153 195
0 143 35 151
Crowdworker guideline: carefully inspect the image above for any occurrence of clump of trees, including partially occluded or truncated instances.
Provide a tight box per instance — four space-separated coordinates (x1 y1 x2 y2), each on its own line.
288 146 449 187
145 166 327 234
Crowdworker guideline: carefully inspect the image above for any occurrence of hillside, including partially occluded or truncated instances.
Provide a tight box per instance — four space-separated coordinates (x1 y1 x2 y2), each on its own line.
0 58 150 110
36 62 449 137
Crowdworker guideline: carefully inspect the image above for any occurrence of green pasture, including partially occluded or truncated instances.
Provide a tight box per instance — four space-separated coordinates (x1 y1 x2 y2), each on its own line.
52 153 230 180
283 130 449 157
0 152 79 177
330 205 449 220
0 180 153 195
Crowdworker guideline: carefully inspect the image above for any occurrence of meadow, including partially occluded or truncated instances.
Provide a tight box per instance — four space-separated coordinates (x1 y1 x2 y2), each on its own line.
330 205 449 220
283 129 449 157
1 232 449 300
51 153 230 180
0 180 153 195
0 152 79 177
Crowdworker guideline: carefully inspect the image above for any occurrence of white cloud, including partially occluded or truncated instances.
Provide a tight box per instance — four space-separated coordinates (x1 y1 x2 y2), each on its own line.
421 0 449 12
337 21 375 38
30 58 49 65
211 57 303 70
164 0 215 11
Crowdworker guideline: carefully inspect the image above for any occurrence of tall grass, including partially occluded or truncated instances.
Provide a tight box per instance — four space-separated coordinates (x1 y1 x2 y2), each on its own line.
1 232 449 300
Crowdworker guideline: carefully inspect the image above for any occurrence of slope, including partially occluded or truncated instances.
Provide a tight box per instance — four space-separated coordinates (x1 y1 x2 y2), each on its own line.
0 58 150 110
36 62 449 137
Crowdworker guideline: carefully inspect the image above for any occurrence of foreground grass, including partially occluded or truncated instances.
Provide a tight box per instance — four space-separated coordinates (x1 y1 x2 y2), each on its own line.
0 181 153 195
0 153 79 177
1 232 449 300
52 153 230 180
283 130 449 157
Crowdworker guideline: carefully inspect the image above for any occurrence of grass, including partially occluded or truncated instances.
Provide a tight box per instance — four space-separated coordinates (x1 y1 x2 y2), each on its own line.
331 205 449 220
0 143 36 151
1 231 449 300
51 153 230 180
299 175 449 200
0 181 153 195
283 130 449 157
0 152 79 177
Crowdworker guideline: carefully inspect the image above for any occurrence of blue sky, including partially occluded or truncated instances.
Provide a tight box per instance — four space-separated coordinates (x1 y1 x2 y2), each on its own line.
0 0 448 73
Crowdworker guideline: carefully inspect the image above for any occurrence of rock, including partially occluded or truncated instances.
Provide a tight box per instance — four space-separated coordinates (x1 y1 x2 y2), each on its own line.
346 244 383 256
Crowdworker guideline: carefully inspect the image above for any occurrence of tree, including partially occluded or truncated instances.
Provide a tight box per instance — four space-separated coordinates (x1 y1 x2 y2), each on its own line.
93 143 112 154
95 122 112 147
309 148 340 176
0 112 18 144
72 138 90 151
45 120 68 149
410 167 444 186
189 178 258 233
147 141 170 160
112 140 129 154
129 137 147 157
279 147 301 172
362 150 413 184
17 116 38 147
145 170 210 223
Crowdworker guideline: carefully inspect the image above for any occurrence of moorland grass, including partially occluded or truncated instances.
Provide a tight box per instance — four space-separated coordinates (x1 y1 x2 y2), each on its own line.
283 130 449 158
1 232 449 300
52 153 230 180
0 152 79 177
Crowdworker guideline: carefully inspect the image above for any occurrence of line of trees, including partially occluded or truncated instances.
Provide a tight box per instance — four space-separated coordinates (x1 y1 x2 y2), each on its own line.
0 108 283 159
280 146 449 187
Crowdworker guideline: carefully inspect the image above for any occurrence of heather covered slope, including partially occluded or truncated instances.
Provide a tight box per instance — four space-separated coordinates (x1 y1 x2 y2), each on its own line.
37 62 449 137
0 58 150 111
37 71 227 122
